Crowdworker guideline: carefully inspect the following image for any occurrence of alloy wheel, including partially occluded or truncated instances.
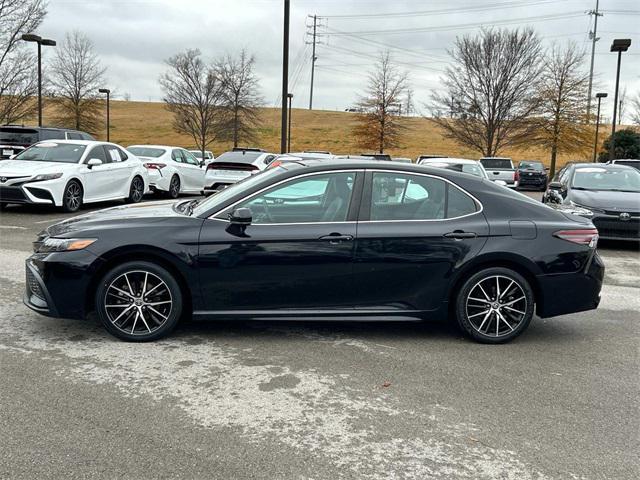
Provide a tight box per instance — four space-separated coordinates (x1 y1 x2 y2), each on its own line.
65 183 81 211
465 275 527 338
170 177 180 198
131 177 144 202
104 270 173 336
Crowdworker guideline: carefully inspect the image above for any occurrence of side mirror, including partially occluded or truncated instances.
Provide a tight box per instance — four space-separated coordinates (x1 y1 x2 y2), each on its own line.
494 180 508 186
9 154 16 160
548 181 564 190
86 158 103 169
228 207 252 225
545 167 550 172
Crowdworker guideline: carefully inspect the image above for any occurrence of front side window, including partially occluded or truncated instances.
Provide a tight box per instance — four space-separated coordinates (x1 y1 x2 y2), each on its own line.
87 145 109 163
233 172 355 224
182 150 200 165
370 172 477 221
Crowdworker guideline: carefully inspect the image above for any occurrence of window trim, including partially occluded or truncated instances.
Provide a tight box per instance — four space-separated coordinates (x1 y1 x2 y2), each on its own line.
207 168 483 225
208 169 362 225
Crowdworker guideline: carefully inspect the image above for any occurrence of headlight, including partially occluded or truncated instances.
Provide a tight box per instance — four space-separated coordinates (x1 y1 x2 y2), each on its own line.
36 237 96 253
31 173 63 182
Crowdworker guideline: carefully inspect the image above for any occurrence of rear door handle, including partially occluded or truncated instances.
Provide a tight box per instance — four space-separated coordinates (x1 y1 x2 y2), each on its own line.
443 231 477 240
319 234 353 244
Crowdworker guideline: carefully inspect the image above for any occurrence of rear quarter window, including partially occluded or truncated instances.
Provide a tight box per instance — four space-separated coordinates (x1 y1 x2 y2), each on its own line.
447 185 478 217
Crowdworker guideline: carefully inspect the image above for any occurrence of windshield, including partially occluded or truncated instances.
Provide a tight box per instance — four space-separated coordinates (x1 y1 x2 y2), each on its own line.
519 161 544 171
480 158 512 169
14 142 87 163
127 147 166 158
191 167 283 216
215 151 262 164
0 128 38 144
572 168 640 192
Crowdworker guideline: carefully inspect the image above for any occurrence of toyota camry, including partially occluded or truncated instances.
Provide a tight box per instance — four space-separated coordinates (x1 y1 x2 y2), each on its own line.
24 160 604 343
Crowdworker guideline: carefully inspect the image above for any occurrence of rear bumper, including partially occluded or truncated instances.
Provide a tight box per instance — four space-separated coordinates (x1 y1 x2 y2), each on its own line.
517 176 547 187
204 171 252 191
536 252 604 318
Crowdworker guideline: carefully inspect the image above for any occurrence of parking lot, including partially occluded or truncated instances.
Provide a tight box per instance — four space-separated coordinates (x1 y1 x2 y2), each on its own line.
0 191 639 480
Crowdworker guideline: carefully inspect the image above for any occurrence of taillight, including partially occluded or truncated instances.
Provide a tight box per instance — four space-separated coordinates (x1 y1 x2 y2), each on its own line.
143 162 166 170
514 170 520 182
553 229 599 247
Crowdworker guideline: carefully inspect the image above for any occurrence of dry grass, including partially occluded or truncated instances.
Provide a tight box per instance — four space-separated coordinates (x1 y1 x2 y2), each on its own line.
34 99 614 169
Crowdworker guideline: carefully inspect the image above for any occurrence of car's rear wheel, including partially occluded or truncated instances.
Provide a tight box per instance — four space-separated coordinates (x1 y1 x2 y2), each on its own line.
455 267 534 344
61 180 82 213
95 261 183 341
126 176 144 203
168 175 180 199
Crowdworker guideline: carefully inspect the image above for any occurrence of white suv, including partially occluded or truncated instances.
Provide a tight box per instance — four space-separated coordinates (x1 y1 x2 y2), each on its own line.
0 140 148 212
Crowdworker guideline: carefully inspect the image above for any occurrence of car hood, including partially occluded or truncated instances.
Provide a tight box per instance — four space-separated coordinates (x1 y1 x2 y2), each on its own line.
571 189 640 212
0 160 75 176
45 200 189 237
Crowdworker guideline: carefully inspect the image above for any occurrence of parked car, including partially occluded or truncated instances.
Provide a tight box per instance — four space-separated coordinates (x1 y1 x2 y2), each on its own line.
188 149 214 165
479 157 518 188
542 163 640 241
204 149 276 194
360 153 392 161
267 153 333 169
516 160 548 191
127 145 205 198
393 157 412 163
609 159 640 171
416 154 447 162
0 140 147 212
418 158 488 180
1 125 94 160
25 159 603 344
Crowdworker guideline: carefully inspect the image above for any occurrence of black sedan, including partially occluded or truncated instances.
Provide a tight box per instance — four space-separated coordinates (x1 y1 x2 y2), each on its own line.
25 160 603 343
516 160 548 191
543 163 640 241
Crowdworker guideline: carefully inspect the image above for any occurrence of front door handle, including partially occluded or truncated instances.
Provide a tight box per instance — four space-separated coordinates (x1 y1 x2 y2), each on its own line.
319 233 353 244
443 231 477 240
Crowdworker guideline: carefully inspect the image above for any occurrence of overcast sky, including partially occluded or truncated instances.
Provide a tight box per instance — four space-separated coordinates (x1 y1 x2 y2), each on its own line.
40 0 639 119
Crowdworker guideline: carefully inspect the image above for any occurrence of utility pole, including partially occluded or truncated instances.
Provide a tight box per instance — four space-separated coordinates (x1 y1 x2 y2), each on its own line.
586 0 602 121
308 14 317 110
280 0 290 154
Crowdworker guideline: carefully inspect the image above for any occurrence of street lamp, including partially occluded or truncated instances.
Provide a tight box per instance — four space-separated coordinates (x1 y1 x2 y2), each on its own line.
593 92 607 162
21 34 56 127
98 89 111 141
609 38 631 160
287 93 293 153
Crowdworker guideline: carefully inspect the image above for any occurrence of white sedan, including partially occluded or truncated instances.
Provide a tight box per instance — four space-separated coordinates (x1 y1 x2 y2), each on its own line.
0 140 148 212
418 157 489 179
127 145 206 198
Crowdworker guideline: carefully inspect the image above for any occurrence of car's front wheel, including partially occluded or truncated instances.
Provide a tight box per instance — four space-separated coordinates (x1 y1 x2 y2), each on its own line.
95 261 183 341
126 176 145 203
455 267 534 344
61 180 83 213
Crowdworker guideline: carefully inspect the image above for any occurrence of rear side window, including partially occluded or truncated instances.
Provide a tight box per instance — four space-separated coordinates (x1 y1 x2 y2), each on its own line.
172 149 185 163
104 145 127 162
370 172 478 221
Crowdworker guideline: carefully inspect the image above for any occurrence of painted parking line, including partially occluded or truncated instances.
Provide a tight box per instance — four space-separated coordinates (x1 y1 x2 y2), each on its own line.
0 225 27 230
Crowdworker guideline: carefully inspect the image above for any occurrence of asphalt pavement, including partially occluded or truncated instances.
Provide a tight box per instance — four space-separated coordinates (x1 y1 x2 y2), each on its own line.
0 192 638 480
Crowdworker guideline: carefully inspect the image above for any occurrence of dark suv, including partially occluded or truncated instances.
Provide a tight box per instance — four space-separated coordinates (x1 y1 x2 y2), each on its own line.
516 160 548 191
0 126 94 160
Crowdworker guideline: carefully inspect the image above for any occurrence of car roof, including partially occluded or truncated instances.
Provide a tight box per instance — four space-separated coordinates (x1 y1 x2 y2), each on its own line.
128 145 176 150
34 139 114 146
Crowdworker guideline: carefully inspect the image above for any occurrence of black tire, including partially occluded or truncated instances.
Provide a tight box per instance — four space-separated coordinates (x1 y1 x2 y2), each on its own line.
455 267 535 344
168 175 180 199
61 180 83 213
0 202 8 210
95 261 183 342
126 175 145 204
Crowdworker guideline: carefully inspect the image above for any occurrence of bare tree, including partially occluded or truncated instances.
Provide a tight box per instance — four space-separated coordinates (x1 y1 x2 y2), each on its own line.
533 43 591 175
215 49 263 148
160 49 225 158
631 93 640 126
0 0 46 124
50 31 105 133
353 52 408 153
431 28 543 157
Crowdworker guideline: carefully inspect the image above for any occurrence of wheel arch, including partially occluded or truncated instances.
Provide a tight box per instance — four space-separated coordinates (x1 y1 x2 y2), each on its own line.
85 245 193 318
447 253 544 316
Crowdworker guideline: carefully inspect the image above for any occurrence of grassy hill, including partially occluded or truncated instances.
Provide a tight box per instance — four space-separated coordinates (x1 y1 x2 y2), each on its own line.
38 100 607 169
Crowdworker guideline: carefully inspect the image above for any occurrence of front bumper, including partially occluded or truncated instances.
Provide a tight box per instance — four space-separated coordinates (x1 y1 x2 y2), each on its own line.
23 250 102 319
0 184 56 205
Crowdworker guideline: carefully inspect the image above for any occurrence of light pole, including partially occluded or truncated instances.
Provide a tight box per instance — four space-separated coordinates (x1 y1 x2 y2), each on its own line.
281 0 290 154
98 89 111 141
21 34 56 127
593 92 607 162
609 38 631 160
287 93 293 153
